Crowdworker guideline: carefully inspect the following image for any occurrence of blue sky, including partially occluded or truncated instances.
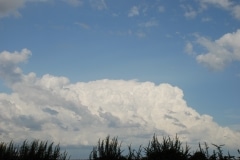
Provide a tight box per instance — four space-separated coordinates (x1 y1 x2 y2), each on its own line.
0 0 240 158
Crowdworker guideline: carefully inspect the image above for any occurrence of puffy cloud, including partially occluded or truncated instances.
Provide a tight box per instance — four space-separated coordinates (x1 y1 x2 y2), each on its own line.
195 29 240 70
0 48 31 84
0 48 31 64
0 49 240 152
128 6 139 17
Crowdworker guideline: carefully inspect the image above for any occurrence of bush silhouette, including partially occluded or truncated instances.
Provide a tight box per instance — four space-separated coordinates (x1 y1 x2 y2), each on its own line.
89 134 240 160
89 135 125 160
144 134 190 160
0 140 69 160
1 134 240 160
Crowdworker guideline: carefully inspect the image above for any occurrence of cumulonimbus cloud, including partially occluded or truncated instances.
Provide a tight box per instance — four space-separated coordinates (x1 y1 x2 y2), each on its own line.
0 49 240 151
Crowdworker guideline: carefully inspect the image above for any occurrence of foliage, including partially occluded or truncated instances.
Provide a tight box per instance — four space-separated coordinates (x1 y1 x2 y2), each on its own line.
144 134 190 160
89 135 125 160
1 134 240 160
89 134 240 160
189 143 208 160
0 140 69 160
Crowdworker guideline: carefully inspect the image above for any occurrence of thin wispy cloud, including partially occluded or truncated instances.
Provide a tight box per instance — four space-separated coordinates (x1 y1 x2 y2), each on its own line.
75 22 90 29
139 19 158 28
185 42 195 55
0 0 26 18
181 4 198 19
158 5 165 13
200 0 240 20
89 0 107 10
62 0 83 7
201 17 211 22
128 6 139 17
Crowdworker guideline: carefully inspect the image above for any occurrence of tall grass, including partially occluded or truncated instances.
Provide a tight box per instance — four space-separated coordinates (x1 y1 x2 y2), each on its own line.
144 134 190 160
1 135 239 160
89 135 124 160
0 140 69 160
89 135 240 160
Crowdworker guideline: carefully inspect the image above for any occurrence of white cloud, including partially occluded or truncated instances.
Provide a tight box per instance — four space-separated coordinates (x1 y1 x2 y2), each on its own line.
158 5 165 13
108 30 133 37
185 42 194 55
200 0 240 20
0 0 51 18
0 49 240 152
0 48 31 84
89 0 107 10
0 0 89 19
195 29 240 70
128 6 139 17
0 48 31 64
75 22 90 29
201 17 211 22
0 0 25 18
139 19 158 28
201 0 232 9
184 10 197 19
62 0 83 7
181 4 198 19
232 5 240 20
180 0 240 20
135 31 146 38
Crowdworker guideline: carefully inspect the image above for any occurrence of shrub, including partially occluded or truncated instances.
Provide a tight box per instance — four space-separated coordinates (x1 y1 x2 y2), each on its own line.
144 134 190 160
190 143 208 160
0 141 18 160
89 134 240 160
0 140 69 160
89 135 125 160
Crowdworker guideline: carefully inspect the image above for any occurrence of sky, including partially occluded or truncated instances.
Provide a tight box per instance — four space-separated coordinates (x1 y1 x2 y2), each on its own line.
0 0 240 158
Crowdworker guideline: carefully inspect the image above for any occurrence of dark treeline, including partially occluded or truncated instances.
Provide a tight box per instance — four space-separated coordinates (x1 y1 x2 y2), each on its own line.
89 135 240 160
1 135 240 160
0 140 69 160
